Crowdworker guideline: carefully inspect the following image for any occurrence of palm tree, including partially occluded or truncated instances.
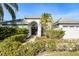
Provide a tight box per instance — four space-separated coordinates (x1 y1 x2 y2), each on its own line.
41 13 53 36
0 3 18 26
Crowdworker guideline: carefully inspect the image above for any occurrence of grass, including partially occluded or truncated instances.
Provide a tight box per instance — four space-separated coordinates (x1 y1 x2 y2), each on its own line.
38 51 79 56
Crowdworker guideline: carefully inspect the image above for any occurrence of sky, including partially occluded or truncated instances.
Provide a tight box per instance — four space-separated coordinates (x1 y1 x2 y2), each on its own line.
4 3 79 21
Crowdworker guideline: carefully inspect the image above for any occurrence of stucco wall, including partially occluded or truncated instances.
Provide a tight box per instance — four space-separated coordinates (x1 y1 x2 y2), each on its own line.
24 18 41 37
59 23 79 39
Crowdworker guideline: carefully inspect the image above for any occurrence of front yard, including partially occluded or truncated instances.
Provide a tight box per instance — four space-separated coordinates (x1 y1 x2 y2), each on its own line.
1 27 79 56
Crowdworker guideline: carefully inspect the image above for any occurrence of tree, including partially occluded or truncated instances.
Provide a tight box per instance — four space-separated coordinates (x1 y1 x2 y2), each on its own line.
0 3 18 26
41 13 53 36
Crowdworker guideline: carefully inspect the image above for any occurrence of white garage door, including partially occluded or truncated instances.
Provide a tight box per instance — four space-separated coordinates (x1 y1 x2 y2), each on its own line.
63 26 79 39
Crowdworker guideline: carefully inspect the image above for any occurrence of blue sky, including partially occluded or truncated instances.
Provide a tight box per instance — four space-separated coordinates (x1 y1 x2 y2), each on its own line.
4 3 79 21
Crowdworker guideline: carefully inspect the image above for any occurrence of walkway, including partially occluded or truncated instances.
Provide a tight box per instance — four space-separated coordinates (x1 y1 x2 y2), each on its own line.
27 36 37 42
37 51 50 56
22 36 36 45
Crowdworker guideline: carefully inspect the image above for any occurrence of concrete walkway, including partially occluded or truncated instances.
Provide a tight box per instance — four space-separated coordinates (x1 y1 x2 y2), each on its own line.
22 36 36 45
27 36 36 42
37 51 50 56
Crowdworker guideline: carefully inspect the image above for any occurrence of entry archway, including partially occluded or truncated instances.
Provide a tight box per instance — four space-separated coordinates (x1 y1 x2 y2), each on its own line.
31 21 38 35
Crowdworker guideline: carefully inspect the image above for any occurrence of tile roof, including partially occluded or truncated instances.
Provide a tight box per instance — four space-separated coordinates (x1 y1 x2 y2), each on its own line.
24 16 40 19
56 18 79 24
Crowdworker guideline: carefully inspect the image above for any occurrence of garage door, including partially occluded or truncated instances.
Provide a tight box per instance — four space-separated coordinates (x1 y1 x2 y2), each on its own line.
62 26 79 39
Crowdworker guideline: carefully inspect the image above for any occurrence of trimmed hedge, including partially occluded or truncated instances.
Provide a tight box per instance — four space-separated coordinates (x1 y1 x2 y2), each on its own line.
3 34 27 43
0 34 27 56
56 40 79 51
46 30 65 39
0 41 21 56
0 36 56 56
46 39 56 51
0 27 28 40
17 38 56 56
0 27 16 39
17 42 35 56
16 28 28 34
17 42 45 56
0 35 79 56
35 38 56 52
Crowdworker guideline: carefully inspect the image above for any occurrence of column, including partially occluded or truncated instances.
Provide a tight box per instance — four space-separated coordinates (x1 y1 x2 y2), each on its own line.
28 24 31 37
37 22 41 37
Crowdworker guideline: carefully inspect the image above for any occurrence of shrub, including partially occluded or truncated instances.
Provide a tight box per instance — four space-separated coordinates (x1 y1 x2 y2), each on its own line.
35 37 57 52
16 28 28 34
46 39 56 51
0 34 27 56
0 41 21 56
3 34 27 43
17 41 45 56
33 40 46 53
0 36 57 56
56 40 79 52
0 27 28 40
46 30 65 39
56 43 69 51
0 27 16 39
17 42 35 56
17 38 57 56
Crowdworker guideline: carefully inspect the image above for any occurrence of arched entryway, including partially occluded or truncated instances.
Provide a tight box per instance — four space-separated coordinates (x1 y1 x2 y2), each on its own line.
31 22 38 35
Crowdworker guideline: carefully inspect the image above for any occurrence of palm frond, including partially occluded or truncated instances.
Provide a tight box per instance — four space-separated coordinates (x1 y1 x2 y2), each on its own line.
0 4 4 22
4 3 16 24
9 3 18 11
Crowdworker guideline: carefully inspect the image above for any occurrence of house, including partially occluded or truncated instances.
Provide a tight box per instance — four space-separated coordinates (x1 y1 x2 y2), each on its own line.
3 17 79 39
3 16 42 37
56 18 79 39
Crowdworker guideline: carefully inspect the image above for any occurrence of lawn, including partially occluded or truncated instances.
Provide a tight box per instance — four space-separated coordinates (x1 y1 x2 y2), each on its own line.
38 51 79 56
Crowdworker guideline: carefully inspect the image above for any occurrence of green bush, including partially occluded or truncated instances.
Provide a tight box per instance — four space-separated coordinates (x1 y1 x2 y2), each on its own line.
33 38 56 54
33 40 46 54
46 39 56 51
46 30 65 39
0 27 16 39
0 37 57 56
0 34 27 56
17 39 49 56
0 41 21 56
17 42 35 56
56 40 79 51
0 27 28 40
35 37 57 52
16 28 28 34
17 40 46 56
3 34 27 43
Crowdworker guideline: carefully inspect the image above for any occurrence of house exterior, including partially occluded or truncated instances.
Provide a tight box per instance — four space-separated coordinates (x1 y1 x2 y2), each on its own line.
56 19 79 39
3 17 42 37
3 17 79 39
